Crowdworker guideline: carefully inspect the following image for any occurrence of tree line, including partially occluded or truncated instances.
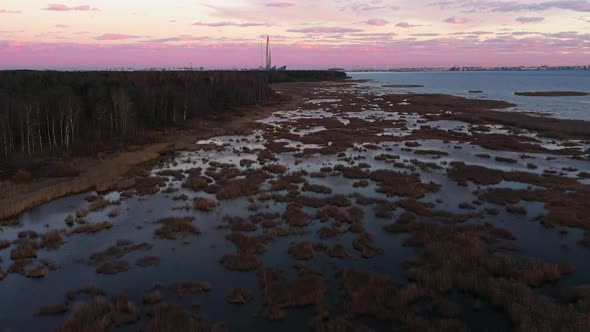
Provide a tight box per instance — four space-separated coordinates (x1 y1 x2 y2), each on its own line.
0 70 272 159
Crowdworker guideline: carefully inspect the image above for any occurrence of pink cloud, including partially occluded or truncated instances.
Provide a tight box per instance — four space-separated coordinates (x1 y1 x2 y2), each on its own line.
444 16 468 24
287 27 363 34
95 33 140 41
396 22 421 28
516 16 545 24
0 9 21 14
193 21 268 27
364 19 389 26
55 24 69 28
45 4 99 12
266 2 294 8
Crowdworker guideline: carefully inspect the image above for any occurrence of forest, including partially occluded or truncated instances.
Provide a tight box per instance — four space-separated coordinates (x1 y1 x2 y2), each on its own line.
0 70 346 161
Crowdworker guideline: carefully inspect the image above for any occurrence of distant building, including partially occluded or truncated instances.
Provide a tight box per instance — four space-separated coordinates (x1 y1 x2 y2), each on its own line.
266 35 272 71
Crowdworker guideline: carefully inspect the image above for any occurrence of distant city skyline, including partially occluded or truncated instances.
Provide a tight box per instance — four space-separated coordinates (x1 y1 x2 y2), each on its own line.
1 0 589 69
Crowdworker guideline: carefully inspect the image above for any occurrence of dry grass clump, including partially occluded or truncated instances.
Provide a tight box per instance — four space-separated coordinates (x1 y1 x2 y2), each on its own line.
302 182 333 194
41 230 64 250
370 170 440 198
193 197 217 212
56 294 140 331
284 203 311 227
96 260 130 275
259 264 326 320
340 268 400 320
25 267 46 278
10 239 38 260
182 174 211 192
38 303 68 316
149 304 220 332
221 254 262 271
0 240 10 250
90 240 153 262
136 256 160 267
495 156 518 164
133 176 167 196
76 208 89 219
215 171 267 200
72 221 113 234
225 232 273 255
154 217 200 240
327 244 348 258
263 164 288 174
168 281 211 298
142 290 161 305
224 216 257 232
107 208 119 218
352 233 384 258
288 241 315 260
65 214 74 226
88 196 110 212
227 288 254 304
339 166 370 179
156 169 185 181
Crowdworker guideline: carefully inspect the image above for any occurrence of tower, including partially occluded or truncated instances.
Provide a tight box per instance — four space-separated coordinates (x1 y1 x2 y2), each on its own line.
265 35 272 70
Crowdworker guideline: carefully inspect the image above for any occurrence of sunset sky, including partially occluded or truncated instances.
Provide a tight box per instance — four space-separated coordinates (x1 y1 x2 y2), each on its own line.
1 0 589 69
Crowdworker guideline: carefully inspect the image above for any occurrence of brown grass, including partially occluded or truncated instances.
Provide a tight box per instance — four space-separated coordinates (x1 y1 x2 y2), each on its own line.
14 169 33 183
136 256 161 267
302 182 332 194
259 264 326 320
288 241 315 260
10 239 38 260
149 304 218 332
352 233 384 258
154 217 200 240
90 240 153 262
142 290 161 305
227 288 254 304
72 221 113 234
96 260 130 275
327 244 348 258
56 294 140 331
221 254 262 271
168 281 211 298
41 230 64 250
88 196 110 212
193 197 217 212
38 303 68 316
25 267 46 278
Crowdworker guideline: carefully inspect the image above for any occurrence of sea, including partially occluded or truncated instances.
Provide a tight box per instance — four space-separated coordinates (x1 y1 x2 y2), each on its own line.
349 70 590 120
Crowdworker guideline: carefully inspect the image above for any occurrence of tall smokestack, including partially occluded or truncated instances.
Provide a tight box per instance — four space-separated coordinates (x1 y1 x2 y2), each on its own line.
266 35 272 70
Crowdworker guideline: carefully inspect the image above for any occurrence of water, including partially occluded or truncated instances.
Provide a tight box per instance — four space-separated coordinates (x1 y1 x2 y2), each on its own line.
349 71 590 120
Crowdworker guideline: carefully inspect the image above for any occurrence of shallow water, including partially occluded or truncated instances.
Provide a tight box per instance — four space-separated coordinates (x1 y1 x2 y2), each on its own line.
1 81 590 331
350 71 590 120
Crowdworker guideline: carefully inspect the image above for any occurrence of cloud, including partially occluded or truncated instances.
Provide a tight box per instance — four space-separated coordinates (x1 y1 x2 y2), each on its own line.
55 24 69 28
45 4 99 12
516 16 545 24
287 27 364 34
193 21 268 27
0 9 21 14
396 22 421 28
430 0 590 13
140 35 208 43
444 16 468 24
266 2 294 8
95 33 140 41
364 19 389 26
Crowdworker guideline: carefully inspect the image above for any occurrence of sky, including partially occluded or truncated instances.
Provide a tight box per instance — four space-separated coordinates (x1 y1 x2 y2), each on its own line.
0 0 589 69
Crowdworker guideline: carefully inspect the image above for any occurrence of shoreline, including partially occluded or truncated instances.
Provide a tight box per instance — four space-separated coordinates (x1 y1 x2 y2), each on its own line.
0 84 302 221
